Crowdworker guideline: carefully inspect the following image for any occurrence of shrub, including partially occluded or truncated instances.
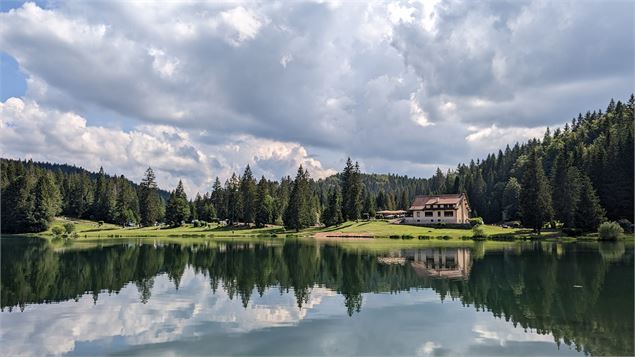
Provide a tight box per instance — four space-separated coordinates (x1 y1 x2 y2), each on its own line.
598 221 624 241
440 235 451 240
70 231 79 239
472 224 487 239
617 219 633 233
63 222 75 234
192 220 201 227
98 221 104 227
418 235 431 240
401 234 414 240
51 226 64 236
469 217 484 227
389 235 400 239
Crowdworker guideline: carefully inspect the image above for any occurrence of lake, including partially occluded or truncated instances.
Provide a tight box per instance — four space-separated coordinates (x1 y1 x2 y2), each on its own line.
1 237 632 356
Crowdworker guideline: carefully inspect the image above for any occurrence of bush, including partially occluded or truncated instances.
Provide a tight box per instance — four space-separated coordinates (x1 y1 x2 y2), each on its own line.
418 235 431 240
617 219 633 233
472 224 487 239
389 235 400 239
192 219 201 227
98 221 104 227
63 222 75 234
401 234 414 240
598 221 624 241
51 226 64 236
469 217 484 227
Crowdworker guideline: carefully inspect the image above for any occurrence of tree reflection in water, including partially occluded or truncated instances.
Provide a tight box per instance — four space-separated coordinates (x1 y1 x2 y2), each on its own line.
1 237 632 355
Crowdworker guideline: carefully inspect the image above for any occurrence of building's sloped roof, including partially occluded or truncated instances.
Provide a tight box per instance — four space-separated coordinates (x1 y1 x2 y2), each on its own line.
409 194 467 210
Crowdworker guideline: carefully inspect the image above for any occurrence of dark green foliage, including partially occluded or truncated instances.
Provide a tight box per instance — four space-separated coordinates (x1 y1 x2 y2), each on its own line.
240 165 257 223
1 168 61 233
520 149 553 233
115 176 140 226
502 177 521 221
165 180 190 227
574 175 606 232
139 167 163 227
255 176 274 227
598 221 624 240
340 158 362 220
322 187 344 227
283 166 315 231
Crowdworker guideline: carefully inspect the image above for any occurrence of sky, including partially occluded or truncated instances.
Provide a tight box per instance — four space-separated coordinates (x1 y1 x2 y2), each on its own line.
0 0 633 195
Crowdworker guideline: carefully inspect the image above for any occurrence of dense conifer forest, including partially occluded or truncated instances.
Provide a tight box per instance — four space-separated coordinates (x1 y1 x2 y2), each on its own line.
1 96 633 234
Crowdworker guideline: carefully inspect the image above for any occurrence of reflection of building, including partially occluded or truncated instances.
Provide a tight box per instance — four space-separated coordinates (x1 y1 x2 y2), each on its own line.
378 248 472 279
410 248 472 279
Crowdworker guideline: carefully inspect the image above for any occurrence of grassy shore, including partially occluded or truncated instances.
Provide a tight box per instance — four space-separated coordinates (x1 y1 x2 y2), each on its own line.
34 216 624 242
41 217 535 238
6 217 629 253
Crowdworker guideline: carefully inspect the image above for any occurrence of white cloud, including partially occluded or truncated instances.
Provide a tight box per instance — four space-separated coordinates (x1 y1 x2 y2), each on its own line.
0 0 632 180
0 98 335 195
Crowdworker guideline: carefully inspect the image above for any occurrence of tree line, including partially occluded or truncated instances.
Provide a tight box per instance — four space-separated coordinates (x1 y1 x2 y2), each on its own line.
2 95 632 233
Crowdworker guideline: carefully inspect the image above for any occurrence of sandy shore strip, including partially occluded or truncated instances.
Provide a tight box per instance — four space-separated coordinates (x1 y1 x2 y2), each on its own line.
313 232 375 241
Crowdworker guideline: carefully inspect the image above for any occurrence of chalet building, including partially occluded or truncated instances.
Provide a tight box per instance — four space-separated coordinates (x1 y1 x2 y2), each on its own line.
404 193 470 225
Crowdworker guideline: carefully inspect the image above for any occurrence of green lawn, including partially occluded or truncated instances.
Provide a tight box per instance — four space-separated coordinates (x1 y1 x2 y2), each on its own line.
321 220 531 238
37 217 630 245
44 217 534 239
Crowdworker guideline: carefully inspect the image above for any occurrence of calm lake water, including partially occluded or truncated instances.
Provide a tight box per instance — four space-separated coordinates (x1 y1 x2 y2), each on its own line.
1 237 633 356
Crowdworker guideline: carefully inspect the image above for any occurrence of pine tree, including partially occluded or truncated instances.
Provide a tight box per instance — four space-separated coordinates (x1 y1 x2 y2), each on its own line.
520 149 553 233
255 176 273 227
240 165 257 224
210 177 224 220
31 172 62 231
115 176 140 226
226 173 241 225
574 174 606 232
340 158 362 221
284 166 313 231
502 177 521 221
139 167 162 226
362 191 376 218
322 187 343 227
165 180 190 227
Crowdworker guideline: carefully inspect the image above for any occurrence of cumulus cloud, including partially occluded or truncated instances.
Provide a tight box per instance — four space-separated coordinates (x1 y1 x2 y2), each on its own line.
0 98 334 195
0 1 632 182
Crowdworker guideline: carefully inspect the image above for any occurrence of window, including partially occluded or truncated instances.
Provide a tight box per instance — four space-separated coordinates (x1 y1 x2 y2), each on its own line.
416 211 420 217
433 205 438 208
444 211 453 217
438 219 441 222
437 211 441 217
425 211 433 217
417 219 420 222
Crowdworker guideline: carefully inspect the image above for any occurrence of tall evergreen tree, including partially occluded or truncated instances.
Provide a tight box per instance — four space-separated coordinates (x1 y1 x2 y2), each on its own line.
502 177 521 221
520 149 553 233
114 176 140 226
240 165 257 224
284 166 313 231
322 186 344 227
139 167 162 226
31 172 62 232
340 158 362 220
255 176 273 227
165 180 190 227
574 174 606 232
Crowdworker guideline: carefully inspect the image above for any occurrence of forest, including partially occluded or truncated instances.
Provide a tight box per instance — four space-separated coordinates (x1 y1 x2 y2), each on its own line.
1 95 633 234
